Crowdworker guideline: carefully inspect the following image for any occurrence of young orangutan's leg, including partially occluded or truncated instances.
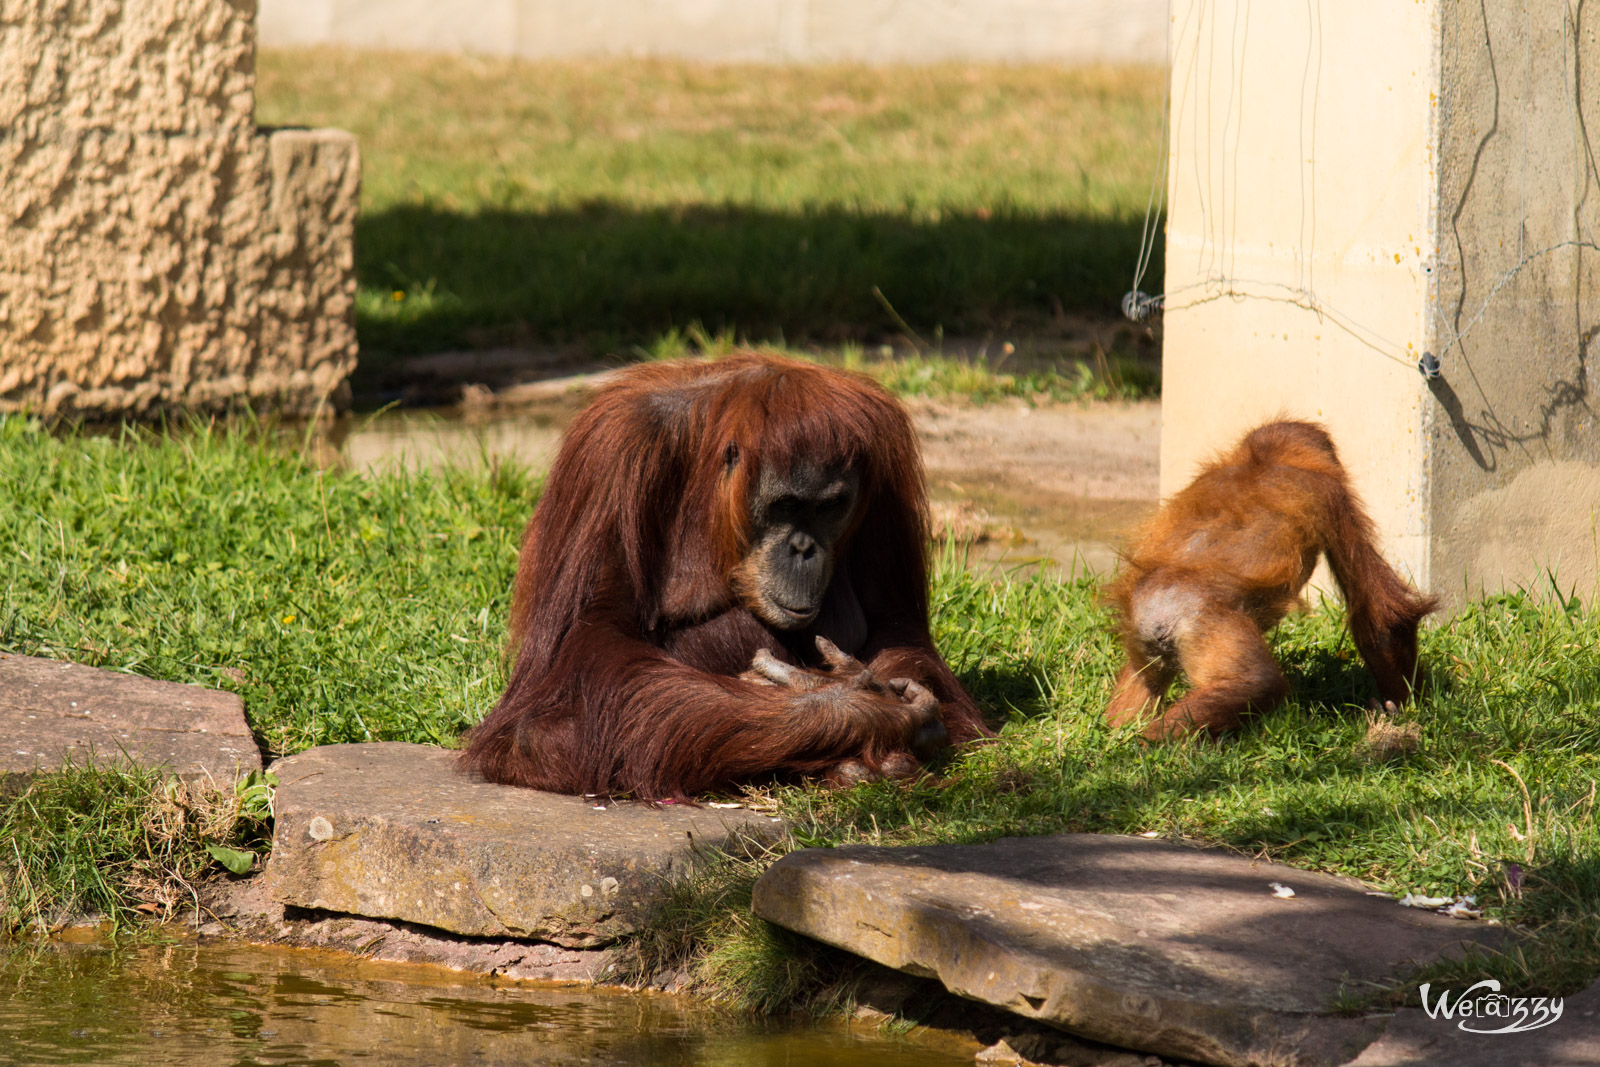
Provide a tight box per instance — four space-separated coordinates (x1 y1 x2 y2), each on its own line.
1147 608 1287 740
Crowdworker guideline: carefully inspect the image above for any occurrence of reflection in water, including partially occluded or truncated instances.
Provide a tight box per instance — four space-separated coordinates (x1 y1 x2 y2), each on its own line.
0 941 972 1066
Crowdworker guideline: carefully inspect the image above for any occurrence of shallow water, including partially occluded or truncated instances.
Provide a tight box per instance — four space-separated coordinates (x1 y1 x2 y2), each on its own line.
0 940 972 1066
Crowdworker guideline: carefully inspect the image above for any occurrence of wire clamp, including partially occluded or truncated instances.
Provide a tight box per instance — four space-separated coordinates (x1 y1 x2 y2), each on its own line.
1121 290 1163 323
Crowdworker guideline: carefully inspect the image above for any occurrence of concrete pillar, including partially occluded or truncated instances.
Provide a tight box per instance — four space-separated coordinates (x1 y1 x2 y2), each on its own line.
1 0 360 417
1159 0 1600 607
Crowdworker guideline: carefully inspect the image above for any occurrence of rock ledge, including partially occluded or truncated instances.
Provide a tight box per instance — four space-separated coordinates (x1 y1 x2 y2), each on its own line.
269 742 786 947
753 834 1502 1067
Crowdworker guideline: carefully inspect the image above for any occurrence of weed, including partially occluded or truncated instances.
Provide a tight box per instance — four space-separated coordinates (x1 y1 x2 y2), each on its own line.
0 762 272 933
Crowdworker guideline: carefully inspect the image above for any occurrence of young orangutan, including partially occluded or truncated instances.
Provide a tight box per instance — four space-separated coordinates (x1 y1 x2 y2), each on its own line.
1104 420 1438 740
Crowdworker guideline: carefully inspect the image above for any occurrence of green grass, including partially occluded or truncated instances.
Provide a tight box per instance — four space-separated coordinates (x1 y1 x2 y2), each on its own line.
848 348 1157 403
0 764 274 934
638 326 1160 403
0 417 528 757
641 557 1600 1012
255 51 1166 356
2 420 1597 1008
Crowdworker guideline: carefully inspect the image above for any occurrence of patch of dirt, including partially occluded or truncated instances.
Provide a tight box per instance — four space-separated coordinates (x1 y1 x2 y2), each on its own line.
912 398 1158 502
332 379 1161 575
911 398 1159 574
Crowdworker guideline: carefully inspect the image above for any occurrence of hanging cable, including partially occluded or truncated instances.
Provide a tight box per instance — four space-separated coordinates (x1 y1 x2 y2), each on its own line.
1123 0 1178 323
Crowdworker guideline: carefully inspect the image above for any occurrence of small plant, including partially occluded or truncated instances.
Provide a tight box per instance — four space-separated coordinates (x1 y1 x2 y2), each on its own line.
203 770 278 875
0 763 276 934
634 322 742 363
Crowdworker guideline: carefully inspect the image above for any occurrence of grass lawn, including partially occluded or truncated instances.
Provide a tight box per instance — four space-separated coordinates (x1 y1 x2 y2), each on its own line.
641 327 1159 403
254 51 1166 357
2 418 1598 1008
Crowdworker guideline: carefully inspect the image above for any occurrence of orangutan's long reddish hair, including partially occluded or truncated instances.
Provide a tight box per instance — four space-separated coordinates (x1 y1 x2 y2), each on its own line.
462 353 989 797
1105 420 1438 740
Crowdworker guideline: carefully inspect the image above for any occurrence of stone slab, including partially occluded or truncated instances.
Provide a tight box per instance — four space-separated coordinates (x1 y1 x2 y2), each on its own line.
0 652 260 781
267 742 788 948
752 834 1502 1067
1344 980 1600 1067
198 874 617 987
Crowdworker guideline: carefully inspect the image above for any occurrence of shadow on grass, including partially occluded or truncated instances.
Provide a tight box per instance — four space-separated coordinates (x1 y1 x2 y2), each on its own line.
356 201 1159 354
957 664 1056 723
1279 644 1459 721
1281 647 1390 713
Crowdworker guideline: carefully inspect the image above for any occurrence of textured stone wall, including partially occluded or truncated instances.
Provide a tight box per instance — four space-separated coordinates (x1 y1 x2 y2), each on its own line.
0 0 358 416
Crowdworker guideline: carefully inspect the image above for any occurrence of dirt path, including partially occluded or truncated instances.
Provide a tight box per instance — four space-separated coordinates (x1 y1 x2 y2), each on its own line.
914 399 1159 502
911 399 1159 574
335 394 1160 575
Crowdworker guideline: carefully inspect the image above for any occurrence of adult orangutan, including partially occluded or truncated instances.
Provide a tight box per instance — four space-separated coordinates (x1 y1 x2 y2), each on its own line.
461 353 991 798
1105 420 1438 740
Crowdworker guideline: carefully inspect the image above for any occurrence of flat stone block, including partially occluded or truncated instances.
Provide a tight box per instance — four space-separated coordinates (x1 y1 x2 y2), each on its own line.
267 743 787 947
752 834 1502 1067
200 875 615 986
0 652 260 782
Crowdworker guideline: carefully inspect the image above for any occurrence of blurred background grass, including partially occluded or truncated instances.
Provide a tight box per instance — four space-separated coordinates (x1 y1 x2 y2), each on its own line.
256 52 1166 358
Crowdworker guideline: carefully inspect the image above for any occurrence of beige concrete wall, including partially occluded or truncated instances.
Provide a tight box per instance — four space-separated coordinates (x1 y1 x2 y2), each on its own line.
1426 0 1600 602
1159 0 1437 588
258 0 1168 65
1159 0 1600 606
2 0 257 136
0 0 359 416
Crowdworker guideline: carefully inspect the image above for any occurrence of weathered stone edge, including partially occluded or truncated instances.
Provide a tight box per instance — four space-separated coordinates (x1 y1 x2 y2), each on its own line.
269 787 786 948
752 849 1388 1067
